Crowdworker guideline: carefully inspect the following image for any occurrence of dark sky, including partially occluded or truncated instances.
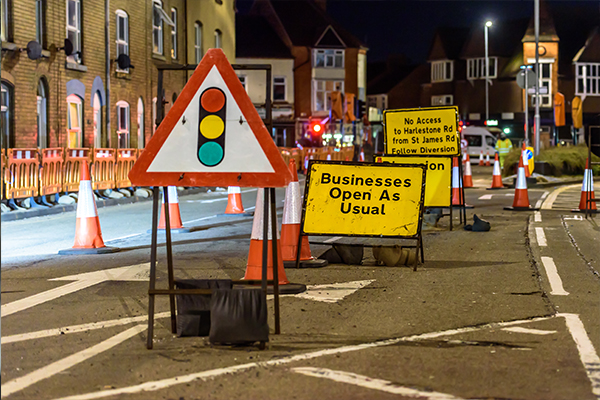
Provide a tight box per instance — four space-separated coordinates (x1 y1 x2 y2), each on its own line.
237 0 600 64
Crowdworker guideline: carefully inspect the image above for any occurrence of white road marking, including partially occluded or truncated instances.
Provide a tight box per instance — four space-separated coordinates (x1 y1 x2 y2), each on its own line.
292 367 465 399
269 280 375 303
478 194 493 200
323 236 342 243
182 215 217 224
535 199 543 209
505 193 514 196
534 211 542 222
49 316 553 400
1 312 170 344
561 313 600 397
564 215 584 221
536 227 547 247
1 325 146 398
502 327 556 335
540 257 569 296
542 184 579 210
1 264 150 318
541 191 549 199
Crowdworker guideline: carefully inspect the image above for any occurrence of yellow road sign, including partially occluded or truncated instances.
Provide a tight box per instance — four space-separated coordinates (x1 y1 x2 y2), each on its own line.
384 106 460 156
526 146 534 175
302 161 426 237
376 156 451 207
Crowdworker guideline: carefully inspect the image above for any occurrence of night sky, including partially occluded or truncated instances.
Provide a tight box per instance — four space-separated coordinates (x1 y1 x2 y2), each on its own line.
236 0 600 64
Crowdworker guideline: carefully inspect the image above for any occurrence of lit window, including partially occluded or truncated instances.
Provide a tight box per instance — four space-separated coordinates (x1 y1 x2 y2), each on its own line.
313 49 344 68
313 80 344 112
170 8 177 59
67 94 83 148
116 101 130 148
36 0 45 47
529 60 554 107
467 57 497 80
273 76 286 101
576 63 600 97
214 29 222 49
431 60 453 82
194 22 202 63
431 95 453 106
238 75 246 91
115 10 129 72
66 0 81 63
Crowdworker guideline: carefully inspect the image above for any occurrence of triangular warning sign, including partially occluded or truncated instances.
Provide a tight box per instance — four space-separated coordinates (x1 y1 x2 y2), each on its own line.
129 49 292 188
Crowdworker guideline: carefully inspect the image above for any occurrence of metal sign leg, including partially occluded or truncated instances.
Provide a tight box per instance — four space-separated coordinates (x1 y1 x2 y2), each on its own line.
269 187 281 334
147 187 160 350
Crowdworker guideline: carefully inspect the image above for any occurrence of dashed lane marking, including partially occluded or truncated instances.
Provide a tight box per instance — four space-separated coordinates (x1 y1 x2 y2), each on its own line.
478 194 493 200
536 227 547 247
540 257 569 296
292 367 465 399
561 313 600 398
323 236 342 243
268 280 375 303
534 211 542 222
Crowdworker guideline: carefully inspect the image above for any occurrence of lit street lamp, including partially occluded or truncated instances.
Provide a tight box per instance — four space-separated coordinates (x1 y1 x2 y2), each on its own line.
484 20 492 123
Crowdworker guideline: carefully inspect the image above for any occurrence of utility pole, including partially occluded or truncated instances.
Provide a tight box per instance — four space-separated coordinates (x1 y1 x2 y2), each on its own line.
534 0 540 156
105 0 111 148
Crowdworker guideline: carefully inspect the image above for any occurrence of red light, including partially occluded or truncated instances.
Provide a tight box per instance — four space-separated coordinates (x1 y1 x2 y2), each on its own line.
313 124 322 133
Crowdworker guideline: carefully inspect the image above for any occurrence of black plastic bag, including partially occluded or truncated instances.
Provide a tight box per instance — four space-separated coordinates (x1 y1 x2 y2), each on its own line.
175 279 232 337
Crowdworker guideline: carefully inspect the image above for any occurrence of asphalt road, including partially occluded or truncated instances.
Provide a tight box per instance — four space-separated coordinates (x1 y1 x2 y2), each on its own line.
1 165 599 400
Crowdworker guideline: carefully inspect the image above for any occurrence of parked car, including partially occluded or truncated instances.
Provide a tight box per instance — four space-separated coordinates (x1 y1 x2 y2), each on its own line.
462 126 497 162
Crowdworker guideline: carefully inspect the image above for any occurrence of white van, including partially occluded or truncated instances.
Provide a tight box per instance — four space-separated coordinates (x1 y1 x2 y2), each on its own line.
462 126 497 162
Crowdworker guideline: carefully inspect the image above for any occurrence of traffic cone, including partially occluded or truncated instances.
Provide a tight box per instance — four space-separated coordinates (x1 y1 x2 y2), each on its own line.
158 186 191 233
522 142 531 178
59 161 119 254
572 158 598 213
504 154 537 211
244 189 306 294
488 153 504 190
479 151 484 166
462 152 468 165
359 149 365 161
452 157 464 206
281 160 328 268
220 186 254 217
463 154 473 188
485 151 491 166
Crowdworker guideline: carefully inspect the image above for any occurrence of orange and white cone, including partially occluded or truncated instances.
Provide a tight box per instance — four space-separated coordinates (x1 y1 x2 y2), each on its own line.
59 161 119 254
452 157 464 206
359 150 365 161
158 186 190 232
220 186 253 217
488 153 504 190
462 152 468 165
281 159 328 268
521 142 531 178
244 189 306 294
505 155 535 211
573 158 597 213
463 154 473 188
485 151 491 166
479 151 484 166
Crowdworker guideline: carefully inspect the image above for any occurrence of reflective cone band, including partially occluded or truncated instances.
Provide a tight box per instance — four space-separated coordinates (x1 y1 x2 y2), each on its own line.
511 155 531 209
485 151 491 166
72 160 106 249
463 154 473 188
522 142 531 178
577 158 597 211
462 152 468 164
359 150 365 161
158 186 185 230
281 160 313 262
244 189 290 285
451 157 464 206
490 153 504 189
225 186 245 214
479 151 484 166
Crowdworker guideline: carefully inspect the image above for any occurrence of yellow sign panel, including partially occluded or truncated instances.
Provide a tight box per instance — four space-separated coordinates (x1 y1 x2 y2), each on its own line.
376 156 451 208
526 146 534 175
302 162 426 237
384 106 460 156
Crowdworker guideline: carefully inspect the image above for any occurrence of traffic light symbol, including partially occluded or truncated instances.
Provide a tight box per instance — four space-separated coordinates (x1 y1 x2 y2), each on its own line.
198 87 226 167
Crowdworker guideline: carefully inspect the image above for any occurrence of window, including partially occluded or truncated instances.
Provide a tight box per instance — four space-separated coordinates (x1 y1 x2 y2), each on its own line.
170 8 177 59
152 97 157 134
313 80 344 112
116 101 130 148
66 0 81 63
464 134 482 147
37 79 48 148
152 0 173 56
576 63 600 96
92 92 102 148
1 0 11 42
238 75 246 91
36 0 45 47
431 95 453 106
431 60 453 82
486 136 496 147
214 29 222 49
194 22 202 63
67 94 83 148
115 10 129 72
273 76 286 101
1 82 13 149
467 57 497 80
313 49 344 68
137 98 144 149
529 60 553 107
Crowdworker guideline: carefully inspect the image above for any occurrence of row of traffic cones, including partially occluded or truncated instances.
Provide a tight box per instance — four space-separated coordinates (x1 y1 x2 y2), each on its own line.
478 151 491 166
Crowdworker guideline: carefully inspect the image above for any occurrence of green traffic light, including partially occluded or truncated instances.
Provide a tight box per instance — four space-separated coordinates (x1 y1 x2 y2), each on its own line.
198 142 224 166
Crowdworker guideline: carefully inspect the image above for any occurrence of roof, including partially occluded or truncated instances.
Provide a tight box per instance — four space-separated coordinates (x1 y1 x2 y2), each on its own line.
573 27 600 63
236 15 294 59
522 0 559 43
427 27 470 61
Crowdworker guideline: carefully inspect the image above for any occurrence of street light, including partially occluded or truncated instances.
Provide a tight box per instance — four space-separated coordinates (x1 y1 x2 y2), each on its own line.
484 20 493 123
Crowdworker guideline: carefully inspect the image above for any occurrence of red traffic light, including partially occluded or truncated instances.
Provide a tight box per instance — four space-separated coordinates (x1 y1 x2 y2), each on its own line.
309 121 324 136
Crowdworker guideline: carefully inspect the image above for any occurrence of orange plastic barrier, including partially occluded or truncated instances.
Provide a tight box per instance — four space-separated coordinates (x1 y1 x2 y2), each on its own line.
4 148 40 199
63 148 92 193
91 148 116 191
115 149 138 188
1 149 6 200
40 148 64 197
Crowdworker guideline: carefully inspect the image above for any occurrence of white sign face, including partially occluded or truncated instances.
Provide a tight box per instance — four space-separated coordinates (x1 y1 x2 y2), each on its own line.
147 66 274 174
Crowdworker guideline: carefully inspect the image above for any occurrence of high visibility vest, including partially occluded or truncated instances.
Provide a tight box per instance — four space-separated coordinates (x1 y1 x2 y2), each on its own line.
495 139 512 155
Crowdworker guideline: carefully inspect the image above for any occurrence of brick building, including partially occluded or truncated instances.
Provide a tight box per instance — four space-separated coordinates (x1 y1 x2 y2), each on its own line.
0 0 236 151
